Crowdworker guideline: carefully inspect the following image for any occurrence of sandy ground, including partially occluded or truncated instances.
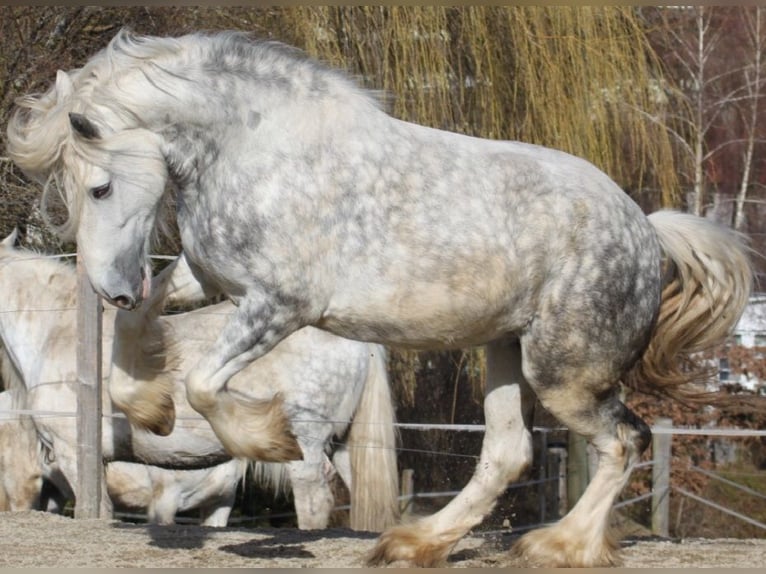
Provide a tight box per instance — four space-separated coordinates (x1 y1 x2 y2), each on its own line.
0 510 765 568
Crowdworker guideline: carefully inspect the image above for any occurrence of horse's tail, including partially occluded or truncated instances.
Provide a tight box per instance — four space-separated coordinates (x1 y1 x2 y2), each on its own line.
624 210 755 409
348 345 399 532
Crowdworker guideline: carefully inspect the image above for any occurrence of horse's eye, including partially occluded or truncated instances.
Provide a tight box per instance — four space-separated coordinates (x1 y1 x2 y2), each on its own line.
90 182 112 200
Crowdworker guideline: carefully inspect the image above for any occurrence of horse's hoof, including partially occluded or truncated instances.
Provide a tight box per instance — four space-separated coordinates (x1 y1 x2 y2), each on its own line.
511 523 620 568
366 524 452 567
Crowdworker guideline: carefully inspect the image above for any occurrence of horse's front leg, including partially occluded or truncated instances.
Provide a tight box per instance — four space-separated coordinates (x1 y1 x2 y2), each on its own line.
185 295 304 462
369 337 535 567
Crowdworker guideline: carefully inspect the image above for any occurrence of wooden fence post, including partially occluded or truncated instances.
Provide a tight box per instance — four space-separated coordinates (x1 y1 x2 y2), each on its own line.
651 417 672 537
537 430 548 523
547 444 568 518
75 259 103 518
567 431 589 510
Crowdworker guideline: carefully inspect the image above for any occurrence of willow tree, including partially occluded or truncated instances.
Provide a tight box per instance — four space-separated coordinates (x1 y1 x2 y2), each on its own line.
1 6 679 238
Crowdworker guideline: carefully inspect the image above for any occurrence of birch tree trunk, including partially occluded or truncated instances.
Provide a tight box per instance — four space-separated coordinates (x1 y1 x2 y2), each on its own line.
734 6 763 231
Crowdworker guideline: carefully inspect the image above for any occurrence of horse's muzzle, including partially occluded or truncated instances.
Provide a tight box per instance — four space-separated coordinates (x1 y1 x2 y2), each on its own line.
110 293 140 310
107 263 151 310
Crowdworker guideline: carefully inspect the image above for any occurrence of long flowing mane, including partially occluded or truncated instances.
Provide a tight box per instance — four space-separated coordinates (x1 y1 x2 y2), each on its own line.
6 29 382 240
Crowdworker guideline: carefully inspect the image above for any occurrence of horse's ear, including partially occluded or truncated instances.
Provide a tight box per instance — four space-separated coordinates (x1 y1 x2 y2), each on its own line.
1 228 19 248
69 113 101 140
55 70 73 102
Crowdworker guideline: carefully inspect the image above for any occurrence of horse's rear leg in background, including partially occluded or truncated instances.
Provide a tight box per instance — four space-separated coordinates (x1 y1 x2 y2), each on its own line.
56 442 114 518
287 454 336 529
190 459 246 527
511 330 651 566
368 338 535 567
199 500 235 527
331 446 352 493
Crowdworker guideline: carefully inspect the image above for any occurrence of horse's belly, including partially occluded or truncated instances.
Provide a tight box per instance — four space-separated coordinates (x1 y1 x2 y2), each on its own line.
319 281 531 349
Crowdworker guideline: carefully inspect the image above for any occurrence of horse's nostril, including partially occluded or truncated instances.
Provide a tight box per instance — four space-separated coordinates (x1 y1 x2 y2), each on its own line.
112 294 135 310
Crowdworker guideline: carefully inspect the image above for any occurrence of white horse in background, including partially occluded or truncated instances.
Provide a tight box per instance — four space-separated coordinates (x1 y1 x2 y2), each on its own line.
0 265 244 527
0 232 399 530
0 229 239 521
0 386 243 526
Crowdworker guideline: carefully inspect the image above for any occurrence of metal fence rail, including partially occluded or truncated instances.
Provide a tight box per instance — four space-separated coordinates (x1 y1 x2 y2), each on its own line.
689 465 766 501
673 487 766 531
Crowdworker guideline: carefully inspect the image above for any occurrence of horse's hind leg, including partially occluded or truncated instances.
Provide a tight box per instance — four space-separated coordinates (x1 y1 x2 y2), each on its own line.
511 334 651 567
368 338 535 567
287 453 336 529
331 444 352 492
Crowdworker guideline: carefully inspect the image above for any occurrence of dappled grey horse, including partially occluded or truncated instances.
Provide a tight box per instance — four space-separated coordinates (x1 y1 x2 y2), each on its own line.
7 29 753 567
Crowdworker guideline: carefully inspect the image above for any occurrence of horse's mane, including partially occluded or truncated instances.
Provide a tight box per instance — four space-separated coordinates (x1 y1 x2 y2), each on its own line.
6 28 383 241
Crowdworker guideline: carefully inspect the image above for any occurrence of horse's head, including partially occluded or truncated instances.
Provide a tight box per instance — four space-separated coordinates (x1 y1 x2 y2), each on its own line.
65 110 170 309
8 66 170 310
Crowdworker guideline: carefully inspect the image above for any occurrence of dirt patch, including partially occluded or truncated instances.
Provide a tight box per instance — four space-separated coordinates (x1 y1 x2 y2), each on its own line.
0 511 764 568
